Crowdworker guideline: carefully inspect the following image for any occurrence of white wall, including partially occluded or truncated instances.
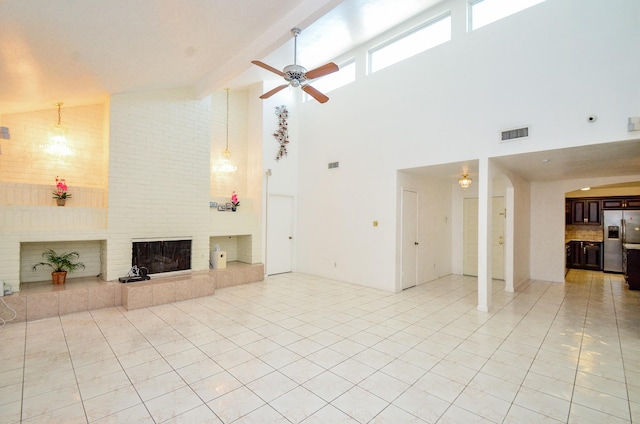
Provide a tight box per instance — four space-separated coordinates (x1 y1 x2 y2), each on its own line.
396 172 453 291
293 0 640 291
259 83 301 271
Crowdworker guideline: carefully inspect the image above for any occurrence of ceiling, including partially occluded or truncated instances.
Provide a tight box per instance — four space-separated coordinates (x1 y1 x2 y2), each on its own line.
403 139 640 185
0 0 441 115
2 0 638 185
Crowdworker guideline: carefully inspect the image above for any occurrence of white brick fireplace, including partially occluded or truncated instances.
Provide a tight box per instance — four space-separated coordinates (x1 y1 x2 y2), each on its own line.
0 87 263 293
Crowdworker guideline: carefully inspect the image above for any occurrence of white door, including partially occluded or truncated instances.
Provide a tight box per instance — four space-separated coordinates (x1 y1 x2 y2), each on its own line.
402 190 418 289
463 197 505 279
267 195 293 275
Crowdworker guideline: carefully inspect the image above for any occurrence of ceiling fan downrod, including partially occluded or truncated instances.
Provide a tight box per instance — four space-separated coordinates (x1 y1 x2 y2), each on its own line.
291 27 301 65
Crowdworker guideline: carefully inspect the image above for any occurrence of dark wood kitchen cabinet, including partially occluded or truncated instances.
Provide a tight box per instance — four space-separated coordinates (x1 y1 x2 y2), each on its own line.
602 197 640 210
568 241 602 270
626 248 640 290
570 199 601 225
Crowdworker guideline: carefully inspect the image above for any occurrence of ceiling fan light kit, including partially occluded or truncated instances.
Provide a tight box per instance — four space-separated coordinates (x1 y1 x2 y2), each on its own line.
252 27 339 103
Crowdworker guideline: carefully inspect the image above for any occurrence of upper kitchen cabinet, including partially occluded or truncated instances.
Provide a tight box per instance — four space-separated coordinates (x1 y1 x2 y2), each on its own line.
602 197 640 210
570 199 601 225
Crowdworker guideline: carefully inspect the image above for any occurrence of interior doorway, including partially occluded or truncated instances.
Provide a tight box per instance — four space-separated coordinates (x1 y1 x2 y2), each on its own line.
463 196 505 279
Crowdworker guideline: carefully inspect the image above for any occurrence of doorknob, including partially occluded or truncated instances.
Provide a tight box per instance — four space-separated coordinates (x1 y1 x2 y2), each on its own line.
414 242 419 245
499 236 503 245
289 236 292 239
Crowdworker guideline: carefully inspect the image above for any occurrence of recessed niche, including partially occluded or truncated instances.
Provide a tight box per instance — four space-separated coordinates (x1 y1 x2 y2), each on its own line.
20 240 104 284
210 235 252 264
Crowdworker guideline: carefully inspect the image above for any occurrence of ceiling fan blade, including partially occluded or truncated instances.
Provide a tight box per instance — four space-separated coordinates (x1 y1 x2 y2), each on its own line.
302 84 329 103
251 60 285 77
259 84 289 99
305 62 339 80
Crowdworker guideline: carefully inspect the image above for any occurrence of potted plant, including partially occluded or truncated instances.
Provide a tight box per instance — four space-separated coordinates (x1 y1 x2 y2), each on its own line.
32 249 85 285
52 176 71 206
231 191 240 211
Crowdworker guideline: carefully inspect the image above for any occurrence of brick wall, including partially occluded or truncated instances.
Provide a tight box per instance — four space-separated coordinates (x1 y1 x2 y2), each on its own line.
211 90 248 199
105 88 212 281
0 104 106 186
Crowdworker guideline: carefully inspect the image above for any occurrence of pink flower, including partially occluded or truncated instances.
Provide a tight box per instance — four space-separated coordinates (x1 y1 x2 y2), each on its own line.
52 176 72 199
231 191 240 207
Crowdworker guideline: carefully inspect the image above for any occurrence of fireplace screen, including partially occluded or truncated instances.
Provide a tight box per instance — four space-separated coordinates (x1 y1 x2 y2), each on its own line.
132 240 191 274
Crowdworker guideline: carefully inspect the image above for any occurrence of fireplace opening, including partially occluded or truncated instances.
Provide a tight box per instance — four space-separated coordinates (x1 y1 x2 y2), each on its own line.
132 240 191 275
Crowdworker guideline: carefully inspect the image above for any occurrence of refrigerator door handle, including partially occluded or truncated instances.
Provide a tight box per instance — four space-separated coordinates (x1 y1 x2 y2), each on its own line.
622 219 626 244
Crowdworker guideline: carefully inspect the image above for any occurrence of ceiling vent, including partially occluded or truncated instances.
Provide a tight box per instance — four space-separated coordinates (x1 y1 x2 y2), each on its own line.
328 161 339 169
500 126 529 142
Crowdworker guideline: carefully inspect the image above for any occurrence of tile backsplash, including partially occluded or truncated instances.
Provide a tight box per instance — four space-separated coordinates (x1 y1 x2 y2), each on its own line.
565 224 603 242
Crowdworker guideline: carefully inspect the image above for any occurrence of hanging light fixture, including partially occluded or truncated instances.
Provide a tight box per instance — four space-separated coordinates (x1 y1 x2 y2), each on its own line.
212 89 238 173
43 102 74 156
458 172 472 189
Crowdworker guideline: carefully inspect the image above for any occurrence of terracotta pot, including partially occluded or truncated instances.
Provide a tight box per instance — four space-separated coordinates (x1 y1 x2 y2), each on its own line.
52 271 67 285
56 199 66 206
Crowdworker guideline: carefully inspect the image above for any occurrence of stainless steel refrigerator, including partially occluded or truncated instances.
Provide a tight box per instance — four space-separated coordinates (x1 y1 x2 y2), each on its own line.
603 210 640 272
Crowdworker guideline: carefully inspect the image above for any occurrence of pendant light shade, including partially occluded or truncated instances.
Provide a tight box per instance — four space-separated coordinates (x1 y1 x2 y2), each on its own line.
212 89 237 173
44 102 74 156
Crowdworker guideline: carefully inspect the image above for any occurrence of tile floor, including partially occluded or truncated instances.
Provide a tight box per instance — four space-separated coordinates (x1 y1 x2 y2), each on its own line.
1 270 639 423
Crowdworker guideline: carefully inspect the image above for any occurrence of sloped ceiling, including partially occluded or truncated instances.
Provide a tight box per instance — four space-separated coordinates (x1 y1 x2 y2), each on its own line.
0 0 442 114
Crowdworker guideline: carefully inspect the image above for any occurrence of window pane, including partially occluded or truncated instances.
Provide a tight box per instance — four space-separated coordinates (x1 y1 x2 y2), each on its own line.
471 0 546 30
305 60 355 101
370 14 451 73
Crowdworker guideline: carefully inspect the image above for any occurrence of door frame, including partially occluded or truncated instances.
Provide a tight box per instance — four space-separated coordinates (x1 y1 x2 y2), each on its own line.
462 196 506 280
401 189 419 290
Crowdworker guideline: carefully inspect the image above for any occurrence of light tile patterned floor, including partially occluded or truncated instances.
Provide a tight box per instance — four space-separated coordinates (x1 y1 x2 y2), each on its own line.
1 270 639 423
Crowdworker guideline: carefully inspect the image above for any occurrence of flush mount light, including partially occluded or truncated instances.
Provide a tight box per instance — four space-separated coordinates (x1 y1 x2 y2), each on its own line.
212 89 238 173
458 173 472 189
581 187 591 191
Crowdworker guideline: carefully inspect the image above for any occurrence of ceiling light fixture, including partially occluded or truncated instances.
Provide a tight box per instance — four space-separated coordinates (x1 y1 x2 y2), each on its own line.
458 173 472 189
212 89 237 173
581 187 591 191
43 102 74 156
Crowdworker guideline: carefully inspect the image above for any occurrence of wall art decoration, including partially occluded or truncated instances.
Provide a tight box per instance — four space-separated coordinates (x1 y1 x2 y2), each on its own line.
273 105 289 161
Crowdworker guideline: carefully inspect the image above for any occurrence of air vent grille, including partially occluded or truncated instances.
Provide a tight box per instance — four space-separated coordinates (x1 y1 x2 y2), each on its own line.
328 161 339 169
500 126 529 142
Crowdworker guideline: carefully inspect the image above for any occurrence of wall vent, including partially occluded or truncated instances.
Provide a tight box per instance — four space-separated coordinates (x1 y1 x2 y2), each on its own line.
500 126 529 142
328 161 339 169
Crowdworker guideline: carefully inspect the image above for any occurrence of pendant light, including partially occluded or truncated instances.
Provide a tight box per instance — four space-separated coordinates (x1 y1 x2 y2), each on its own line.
212 89 237 173
458 173 472 189
44 102 74 156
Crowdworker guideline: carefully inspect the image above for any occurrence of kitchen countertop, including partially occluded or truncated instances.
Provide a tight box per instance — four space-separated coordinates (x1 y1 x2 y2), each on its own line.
565 239 603 244
624 244 640 250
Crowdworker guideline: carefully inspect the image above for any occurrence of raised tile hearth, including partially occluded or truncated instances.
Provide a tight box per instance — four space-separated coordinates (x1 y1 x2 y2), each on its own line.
0 262 264 322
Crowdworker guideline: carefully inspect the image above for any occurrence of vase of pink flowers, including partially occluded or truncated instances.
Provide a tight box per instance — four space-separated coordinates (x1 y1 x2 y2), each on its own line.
231 191 240 212
52 176 71 206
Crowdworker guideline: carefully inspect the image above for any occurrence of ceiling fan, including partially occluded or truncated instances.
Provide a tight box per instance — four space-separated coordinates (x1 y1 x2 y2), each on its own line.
252 27 339 103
